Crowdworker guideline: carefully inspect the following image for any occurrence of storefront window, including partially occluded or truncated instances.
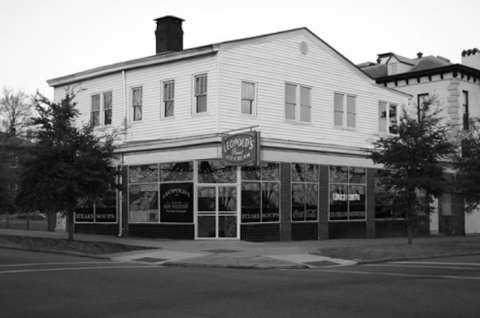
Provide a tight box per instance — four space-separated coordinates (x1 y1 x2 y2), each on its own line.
329 166 366 221
198 160 237 183
241 162 280 223
292 163 319 222
129 162 194 223
75 192 117 223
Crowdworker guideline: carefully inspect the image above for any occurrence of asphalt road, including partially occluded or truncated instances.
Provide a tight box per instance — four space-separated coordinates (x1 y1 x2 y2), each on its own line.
2 248 480 318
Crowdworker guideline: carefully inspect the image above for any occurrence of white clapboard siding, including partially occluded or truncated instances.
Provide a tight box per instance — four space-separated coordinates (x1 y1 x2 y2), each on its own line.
121 55 218 141
217 31 408 149
53 72 124 128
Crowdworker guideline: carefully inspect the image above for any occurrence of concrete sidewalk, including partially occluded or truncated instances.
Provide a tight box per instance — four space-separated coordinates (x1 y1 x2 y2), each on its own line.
1 228 479 269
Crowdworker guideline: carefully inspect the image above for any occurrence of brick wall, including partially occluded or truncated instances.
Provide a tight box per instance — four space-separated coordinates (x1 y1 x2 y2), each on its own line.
280 162 291 241
318 165 329 239
129 224 194 239
241 224 280 241
366 168 376 238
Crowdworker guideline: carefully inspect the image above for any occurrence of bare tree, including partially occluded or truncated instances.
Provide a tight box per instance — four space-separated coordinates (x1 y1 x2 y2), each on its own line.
0 87 34 139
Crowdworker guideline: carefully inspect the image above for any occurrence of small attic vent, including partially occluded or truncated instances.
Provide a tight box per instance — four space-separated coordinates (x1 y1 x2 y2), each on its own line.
299 41 308 55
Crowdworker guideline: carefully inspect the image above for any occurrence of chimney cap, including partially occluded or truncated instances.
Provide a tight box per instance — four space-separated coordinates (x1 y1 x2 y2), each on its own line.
417 52 423 58
154 15 184 22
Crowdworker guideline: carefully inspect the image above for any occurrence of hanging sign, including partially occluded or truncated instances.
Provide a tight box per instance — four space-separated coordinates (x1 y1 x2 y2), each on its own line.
222 131 260 166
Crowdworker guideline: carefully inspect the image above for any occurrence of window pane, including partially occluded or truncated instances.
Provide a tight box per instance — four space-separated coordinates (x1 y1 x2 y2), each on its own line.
389 104 397 133
198 187 216 211
103 92 112 109
129 184 159 223
300 87 310 106
292 163 305 182
197 95 207 113
134 106 142 121
285 84 296 120
129 165 159 183
349 167 366 184
219 216 237 238
305 164 319 182
300 105 310 122
379 101 387 133
198 160 236 183
262 182 279 222
195 75 207 95
241 166 261 181
330 184 348 220
165 101 174 117
133 88 142 106
242 82 255 100
329 166 348 183
334 93 344 111
347 96 355 128
262 162 279 181
241 100 252 114
241 182 261 223
349 185 366 220
160 162 193 182
218 187 237 212
92 95 100 111
104 109 112 125
305 183 318 221
198 216 216 237
292 183 305 221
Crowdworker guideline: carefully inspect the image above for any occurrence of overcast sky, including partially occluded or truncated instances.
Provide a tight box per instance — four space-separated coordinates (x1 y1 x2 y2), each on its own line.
1 0 479 100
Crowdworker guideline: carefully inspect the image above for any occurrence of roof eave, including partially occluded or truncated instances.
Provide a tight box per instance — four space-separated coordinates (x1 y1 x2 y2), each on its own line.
47 45 219 87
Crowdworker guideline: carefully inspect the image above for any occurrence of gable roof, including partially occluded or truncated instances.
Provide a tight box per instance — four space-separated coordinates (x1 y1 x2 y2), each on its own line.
0 131 32 148
48 27 379 89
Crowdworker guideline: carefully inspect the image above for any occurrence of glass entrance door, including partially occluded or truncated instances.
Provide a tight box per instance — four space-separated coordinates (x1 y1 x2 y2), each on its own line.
197 185 239 238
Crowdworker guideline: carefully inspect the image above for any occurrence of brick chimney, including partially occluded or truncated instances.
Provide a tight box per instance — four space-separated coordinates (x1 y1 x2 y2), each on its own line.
154 16 184 54
462 48 480 70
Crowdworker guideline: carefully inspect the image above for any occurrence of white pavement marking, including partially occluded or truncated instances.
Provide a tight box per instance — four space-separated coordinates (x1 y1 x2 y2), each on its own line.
390 261 480 266
368 264 480 271
268 254 356 267
300 268 480 281
0 265 163 275
0 261 115 268
111 250 205 263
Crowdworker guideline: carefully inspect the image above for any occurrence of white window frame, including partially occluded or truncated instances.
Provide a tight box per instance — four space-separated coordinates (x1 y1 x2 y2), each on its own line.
378 101 398 134
131 86 143 122
285 83 312 123
161 79 175 119
91 91 113 127
91 94 101 127
334 93 356 129
241 81 257 116
193 74 208 114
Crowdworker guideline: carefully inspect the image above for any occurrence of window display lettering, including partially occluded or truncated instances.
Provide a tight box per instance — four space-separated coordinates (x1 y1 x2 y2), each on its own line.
129 184 159 222
329 166 366 221
241 182 261 223
95 191 117 223
262 182 280 222
75 207 94 222
129 164 159 183
160 183 193 223
160 162 193 182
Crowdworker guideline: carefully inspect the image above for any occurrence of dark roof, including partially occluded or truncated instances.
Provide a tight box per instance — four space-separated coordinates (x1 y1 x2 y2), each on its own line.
0 132 32 148
408 55 451 72
360 64 388 78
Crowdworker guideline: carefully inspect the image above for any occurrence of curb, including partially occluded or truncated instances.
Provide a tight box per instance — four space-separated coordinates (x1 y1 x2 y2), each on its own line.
355 251 480 265
163 261 308 270
0 244 111 261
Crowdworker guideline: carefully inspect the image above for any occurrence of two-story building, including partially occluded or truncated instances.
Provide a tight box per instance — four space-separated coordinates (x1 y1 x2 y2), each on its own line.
47 16 415 241
359 50 480 236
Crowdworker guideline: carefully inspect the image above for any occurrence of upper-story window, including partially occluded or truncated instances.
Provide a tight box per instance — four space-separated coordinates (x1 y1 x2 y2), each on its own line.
417 93 429 107
463 90 469 130
241 81 256 115
91 94 100 126
285 83 311 123
389 63 398 75
103 92 112 125
132 87 143 121
9 153 18 168
162 80 175 118
91 92 113 127
334 93 356 129
378 101 398 134
194 74 207 113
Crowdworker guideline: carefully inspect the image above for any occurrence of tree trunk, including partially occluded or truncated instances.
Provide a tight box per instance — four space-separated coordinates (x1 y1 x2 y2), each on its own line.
47 211 56 232
66 210 75 241
407 223 413 245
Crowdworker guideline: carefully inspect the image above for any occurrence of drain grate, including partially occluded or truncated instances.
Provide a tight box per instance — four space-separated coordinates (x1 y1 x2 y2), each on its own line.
203 249 241 253
135 257 169 263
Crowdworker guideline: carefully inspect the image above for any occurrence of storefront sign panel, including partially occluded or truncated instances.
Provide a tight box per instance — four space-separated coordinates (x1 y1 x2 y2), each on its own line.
222 132 260 166
160 183 194 223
